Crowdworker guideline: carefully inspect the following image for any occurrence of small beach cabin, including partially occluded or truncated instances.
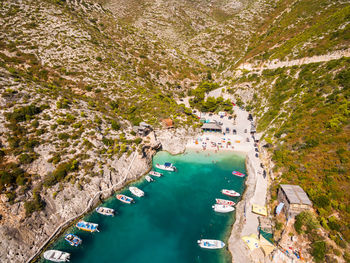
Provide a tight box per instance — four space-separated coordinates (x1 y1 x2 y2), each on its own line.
162 118 174 128
277 184 312 218
133 122 151 136
201 122 222 133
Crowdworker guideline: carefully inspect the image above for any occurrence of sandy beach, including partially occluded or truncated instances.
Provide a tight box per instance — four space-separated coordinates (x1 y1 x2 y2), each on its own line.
186 106 269 263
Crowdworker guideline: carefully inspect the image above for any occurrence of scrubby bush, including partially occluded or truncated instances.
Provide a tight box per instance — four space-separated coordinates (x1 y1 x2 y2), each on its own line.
5 104 42 123
43 160 78 187
294 211 319 234
24 190 45 216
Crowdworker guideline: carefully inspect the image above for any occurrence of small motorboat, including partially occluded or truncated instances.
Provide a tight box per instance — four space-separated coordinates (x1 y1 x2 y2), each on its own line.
64 233 82 247
221 189 240 197
96 206 115 216
197 239 225 249
145 175 154 182
232 171 246 177
212 204 235 213
116 194 134 204
155 162 176 172
43 250 70 262
216 198 235 206
76 221 99 232
129 186 144 197
149 171 163 177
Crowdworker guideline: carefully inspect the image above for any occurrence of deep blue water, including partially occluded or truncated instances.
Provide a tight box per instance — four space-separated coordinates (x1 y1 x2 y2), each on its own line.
41 150 246 263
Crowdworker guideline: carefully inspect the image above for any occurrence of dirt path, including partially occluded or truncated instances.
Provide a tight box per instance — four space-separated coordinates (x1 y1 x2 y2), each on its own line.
238 48 350 71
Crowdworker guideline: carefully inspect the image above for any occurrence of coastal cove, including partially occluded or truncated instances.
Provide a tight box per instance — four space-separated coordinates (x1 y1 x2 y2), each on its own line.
38 149 247 263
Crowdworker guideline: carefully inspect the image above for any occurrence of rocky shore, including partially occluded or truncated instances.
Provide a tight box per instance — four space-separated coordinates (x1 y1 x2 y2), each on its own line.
0 128 194 263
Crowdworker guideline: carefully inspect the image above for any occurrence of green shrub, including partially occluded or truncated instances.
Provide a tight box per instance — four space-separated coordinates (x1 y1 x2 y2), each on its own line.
294 211 319 234
19 153 35 164
24 190 45 216
6 104 42 123
311 241 326 263
44 159 79 187
111 120 120 130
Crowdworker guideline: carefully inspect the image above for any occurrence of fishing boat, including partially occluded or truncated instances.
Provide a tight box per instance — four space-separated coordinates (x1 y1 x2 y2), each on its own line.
145 175 154 182
155 162 176 172
43 250 70 262
129 186 144 197
216 198 235 206
212 204 235 213
96 206 115 216
116 194 134 204
64 234 82 247
221 189 240 197
76 221 99 232
232 171 246 177
149 170 163 177
197 239 225 249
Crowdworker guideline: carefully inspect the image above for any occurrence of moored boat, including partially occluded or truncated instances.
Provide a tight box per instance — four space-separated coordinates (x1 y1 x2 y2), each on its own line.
76 221 99 232
149 170 163 177
96 206 115 216
145 175 154 182
221 189 240 197
43 250 70 262
155 162 176 172
129 186 144 197
116 194 134 204
212 204 235 213
64 233 82 247
216 198 235 206
232 171 246 177
197 239 225 249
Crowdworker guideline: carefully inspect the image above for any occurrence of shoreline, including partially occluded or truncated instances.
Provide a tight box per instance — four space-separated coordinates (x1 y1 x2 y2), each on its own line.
27 109 266 263
183 106 268 263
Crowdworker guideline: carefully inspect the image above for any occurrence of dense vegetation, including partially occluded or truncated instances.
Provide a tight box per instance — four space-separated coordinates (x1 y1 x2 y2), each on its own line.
189 82 233 113
242 0 350 63
232 57 350 261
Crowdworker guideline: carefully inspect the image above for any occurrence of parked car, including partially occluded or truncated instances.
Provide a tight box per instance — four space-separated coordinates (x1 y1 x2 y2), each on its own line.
246 137 250 142
232 129 237 135
255 148 259 152
226 127 230 133
255 153 259 158
244 129 247 133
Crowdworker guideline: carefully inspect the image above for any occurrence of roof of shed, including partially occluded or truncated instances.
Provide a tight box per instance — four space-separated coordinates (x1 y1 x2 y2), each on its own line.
280 184 312 206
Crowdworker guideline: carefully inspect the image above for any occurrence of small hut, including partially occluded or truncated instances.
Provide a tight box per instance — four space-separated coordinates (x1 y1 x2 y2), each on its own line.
277 184 312 218
201 122 222 133
162 119 174 128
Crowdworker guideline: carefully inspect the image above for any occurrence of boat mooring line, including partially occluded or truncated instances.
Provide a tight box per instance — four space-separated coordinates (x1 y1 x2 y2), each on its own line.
26 152 138 263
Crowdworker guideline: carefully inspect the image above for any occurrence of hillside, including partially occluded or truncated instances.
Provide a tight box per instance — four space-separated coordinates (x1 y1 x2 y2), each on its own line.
0 0 349 262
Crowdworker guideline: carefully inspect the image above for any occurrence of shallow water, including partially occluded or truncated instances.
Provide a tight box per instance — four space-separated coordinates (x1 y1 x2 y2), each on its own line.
41 150 246 263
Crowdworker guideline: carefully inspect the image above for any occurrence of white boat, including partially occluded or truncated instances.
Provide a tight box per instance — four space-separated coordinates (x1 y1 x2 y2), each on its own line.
149 171 163 177
212 204 235 213
96 206 115 216
216 198 235 206
129 186 144 197
197 239 225 249
116 194 134 204
43 250 70 262
155 162 176 172
145 175 154 182
221 189 240 197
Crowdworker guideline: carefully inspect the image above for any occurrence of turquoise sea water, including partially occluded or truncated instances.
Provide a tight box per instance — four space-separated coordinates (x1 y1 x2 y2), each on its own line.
40 150 246 263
